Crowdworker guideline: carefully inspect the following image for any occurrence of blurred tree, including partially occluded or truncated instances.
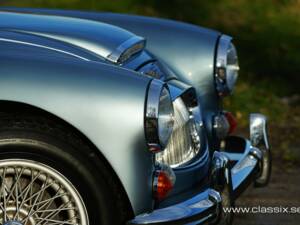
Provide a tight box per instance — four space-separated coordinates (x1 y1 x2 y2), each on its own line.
131 0 300 93
0 0 299 93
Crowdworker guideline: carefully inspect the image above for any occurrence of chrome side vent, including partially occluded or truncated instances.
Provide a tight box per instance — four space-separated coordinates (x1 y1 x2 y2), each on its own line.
107 36 146 64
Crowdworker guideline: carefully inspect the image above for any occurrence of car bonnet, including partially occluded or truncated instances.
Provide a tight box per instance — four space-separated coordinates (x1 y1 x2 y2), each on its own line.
0 11 146 64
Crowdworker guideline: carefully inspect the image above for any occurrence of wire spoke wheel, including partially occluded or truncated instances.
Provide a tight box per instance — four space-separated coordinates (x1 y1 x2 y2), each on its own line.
0 159 89 225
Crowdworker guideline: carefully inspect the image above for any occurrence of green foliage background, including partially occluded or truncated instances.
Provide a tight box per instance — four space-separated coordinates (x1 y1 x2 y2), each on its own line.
1 0 299 90
1 0 299 162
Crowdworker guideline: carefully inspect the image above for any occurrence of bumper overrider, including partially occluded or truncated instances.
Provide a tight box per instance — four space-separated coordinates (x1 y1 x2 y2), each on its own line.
128 114 271 225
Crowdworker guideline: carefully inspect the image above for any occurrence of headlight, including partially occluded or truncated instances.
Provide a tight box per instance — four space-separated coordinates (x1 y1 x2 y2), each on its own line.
155 98 202 168
145 79 174 153
215 35 239 97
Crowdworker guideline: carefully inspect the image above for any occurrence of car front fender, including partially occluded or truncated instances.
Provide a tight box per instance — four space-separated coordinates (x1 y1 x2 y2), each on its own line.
0 7 222 148
0 54 154 214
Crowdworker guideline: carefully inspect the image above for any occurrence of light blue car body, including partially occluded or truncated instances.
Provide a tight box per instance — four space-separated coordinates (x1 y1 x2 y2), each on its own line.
0 8 223 215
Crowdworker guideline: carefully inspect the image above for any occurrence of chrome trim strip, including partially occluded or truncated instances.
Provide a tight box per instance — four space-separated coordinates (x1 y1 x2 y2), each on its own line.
145 79 173 152
107 36 146 64
215 35 232 97
215 34 239 96
146 79 164 119
216 35 232 69
0 37 90 61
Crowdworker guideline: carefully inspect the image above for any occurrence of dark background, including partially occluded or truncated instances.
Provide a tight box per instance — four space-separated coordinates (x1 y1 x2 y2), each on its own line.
0 1 299 224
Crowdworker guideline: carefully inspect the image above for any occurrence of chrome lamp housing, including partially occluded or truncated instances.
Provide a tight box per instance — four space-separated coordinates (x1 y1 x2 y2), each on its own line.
145 79 174 153
145 79 204 168
215 35 239 97
154 84 204 168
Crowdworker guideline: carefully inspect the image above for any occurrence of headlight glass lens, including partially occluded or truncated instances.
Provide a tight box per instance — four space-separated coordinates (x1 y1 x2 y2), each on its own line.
158 88 174 147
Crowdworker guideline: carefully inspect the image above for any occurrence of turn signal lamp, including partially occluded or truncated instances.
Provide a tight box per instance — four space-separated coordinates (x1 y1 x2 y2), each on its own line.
224 111 237 134
153 163 176 201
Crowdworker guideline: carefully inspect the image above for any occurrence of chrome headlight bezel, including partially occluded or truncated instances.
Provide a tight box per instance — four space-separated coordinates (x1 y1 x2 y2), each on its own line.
145 79 174 153
215 35 239 97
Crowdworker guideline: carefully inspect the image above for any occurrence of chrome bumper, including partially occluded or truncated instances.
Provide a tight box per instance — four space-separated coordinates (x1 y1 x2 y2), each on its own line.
128 189 221 225
128 114 271 225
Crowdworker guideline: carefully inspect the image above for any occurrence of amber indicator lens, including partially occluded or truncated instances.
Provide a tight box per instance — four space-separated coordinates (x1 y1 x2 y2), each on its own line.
153 164 176 201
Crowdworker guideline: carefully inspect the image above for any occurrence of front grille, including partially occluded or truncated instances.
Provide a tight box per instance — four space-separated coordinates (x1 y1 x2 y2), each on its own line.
155 98 201 168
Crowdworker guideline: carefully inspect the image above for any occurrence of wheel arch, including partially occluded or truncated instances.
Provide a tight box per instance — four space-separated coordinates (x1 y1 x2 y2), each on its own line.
0 54 154 214
0 99 135 218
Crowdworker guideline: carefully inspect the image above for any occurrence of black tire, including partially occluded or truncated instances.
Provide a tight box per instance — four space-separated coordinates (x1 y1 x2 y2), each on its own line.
0 112 131 225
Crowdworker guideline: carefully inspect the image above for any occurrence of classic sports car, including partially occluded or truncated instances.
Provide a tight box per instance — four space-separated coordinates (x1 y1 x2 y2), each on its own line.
0 7 271 225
